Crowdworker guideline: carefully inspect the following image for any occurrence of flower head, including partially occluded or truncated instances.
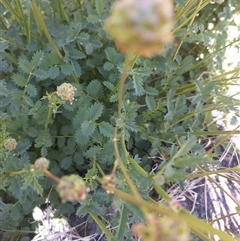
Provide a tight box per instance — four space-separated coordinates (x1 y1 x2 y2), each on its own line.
132 214 189 241
4 138 17 151
56 83 77 104
34 157 50 171
102 174 116 194
56 175 89 203
105 0 174 57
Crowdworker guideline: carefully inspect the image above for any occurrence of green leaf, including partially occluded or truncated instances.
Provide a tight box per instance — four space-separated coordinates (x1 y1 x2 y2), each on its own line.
15 140 31 154
124 119 140 133
95 0 104 15
18 57 33 74
173 135 197 160
81 120 96 137
33 178 43 195
46 51 62 65
78 32 90 43
86 14 99 24
86 79 102 97
99 121 114 138
132 74 144 96
174 0 185 6
11 73 27 87
75 128 90 146
31 51 44 67
0 80 8 97
41 146 48 157
61 63 72 76
176 55 194 75
173 156 204 167
21 173 33 190
84 145 101 158
85 43 94 55
88 103 104 121
116 204 128 240
68 49 85 59
73 152 84 165
11 205 20 222
0 41 9 52
103 81 115 90
60 156 72 170
48 66 60 79
103 61 114 71
26 83 37 97
145 95 156 110
71 60 81 77
33 68 47 80
76 203 88 217
145 86 159 96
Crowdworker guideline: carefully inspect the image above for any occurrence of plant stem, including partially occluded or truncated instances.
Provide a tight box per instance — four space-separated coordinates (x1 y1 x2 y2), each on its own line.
43 169 61 183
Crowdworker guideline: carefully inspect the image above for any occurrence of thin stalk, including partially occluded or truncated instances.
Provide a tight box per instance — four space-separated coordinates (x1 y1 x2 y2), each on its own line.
108 54 139 99
174 0 210 33
88 211 117 241
205 125 240 155
31 0 63 59
112 53 148 216
43 169 61 183
1 0 21 22
197 165 239 206
57 0 70 24
16 0 31 42
186 166 240 179
173 0 203 60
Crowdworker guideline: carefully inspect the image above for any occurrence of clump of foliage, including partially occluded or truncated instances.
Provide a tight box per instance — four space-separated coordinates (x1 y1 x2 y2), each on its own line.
0 0 239 241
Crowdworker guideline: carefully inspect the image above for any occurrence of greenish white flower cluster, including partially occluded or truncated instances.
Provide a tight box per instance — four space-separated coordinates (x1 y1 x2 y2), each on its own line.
56 83 77 104
4 138 17 151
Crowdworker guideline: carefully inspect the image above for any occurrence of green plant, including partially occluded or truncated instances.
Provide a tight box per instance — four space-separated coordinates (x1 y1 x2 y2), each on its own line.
0 0 239 240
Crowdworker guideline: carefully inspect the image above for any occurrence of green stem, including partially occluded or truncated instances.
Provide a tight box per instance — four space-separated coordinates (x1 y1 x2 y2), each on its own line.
9 170 26 176
31 0 63 59
117 53 132 118
112 53 148 216
88 211 117 241
43 169 60 183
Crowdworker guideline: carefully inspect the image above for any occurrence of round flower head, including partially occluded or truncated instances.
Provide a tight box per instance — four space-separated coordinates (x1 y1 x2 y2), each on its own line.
34 157 50 171
105 0 174 57
56 83 77 104
4 138 17 151
102 174 116 194
132 214 190 241
56 175 88 203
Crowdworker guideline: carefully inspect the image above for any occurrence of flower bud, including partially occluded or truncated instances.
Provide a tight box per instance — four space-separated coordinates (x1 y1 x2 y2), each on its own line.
34 157 50 171
105 0 174 57
56 83 77 104
4 138 17 151
56 175 88 203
